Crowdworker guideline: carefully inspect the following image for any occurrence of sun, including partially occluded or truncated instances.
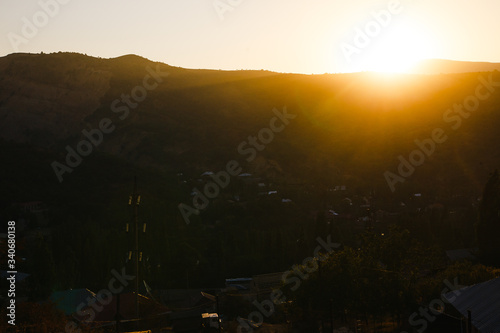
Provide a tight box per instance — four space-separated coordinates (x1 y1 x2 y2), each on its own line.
354 20 432 74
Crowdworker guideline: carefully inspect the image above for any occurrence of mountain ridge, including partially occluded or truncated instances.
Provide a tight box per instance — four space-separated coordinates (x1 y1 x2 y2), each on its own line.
411 58 500 75
1 52 500 196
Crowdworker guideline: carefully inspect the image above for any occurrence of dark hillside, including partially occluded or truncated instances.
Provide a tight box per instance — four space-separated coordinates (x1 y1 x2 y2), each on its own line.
1 52 500 290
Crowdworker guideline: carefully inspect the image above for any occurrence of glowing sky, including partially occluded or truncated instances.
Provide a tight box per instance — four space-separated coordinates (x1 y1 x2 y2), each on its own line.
1 0 500 74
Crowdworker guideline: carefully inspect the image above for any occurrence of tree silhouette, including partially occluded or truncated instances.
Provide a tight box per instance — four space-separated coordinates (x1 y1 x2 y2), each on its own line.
476 170 500 264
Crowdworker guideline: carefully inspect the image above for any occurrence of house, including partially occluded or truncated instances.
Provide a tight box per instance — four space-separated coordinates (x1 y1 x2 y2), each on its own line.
49 288 96 317
445 248 477 263
159 289 217 310
12 201 50 226
443 277 500 333
157 289 219 332
13 201 46 213
225 277 252 291
251 272 285 295
50 289 169 332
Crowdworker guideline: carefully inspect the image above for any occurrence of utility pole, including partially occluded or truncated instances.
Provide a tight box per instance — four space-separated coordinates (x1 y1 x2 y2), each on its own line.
216 294 221 333
115 293 121 333
467 310 472 333
128 176 141 323
330 299 333 333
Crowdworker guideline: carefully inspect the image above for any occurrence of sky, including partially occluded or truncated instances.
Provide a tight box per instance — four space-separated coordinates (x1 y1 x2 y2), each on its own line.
1 0 500 74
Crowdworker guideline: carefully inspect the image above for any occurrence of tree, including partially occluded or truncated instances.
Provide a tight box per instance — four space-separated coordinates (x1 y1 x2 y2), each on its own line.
282 226 444 329
476 170 500 264
26 236 56 300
